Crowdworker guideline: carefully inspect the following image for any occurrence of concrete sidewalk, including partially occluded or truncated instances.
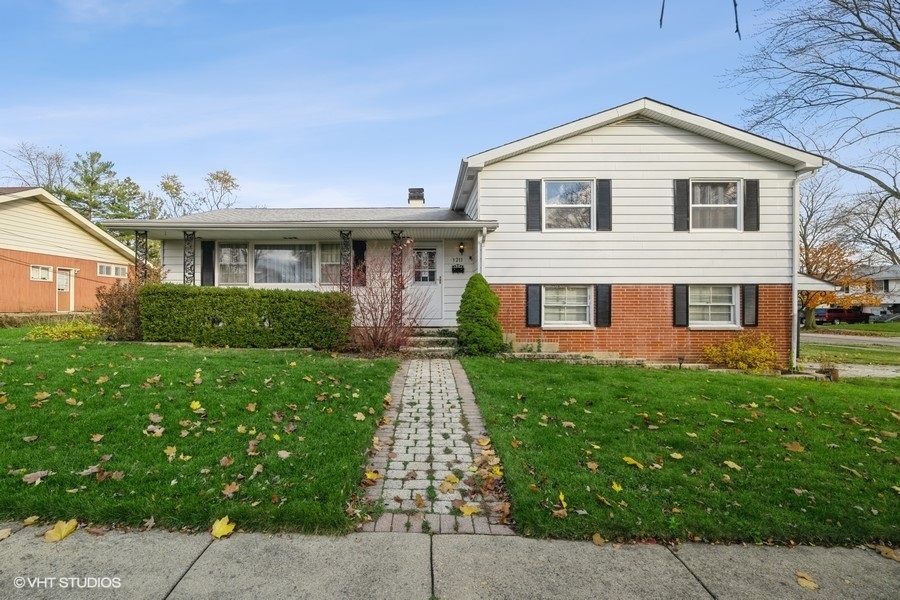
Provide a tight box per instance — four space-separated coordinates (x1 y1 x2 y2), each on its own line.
1 526 898 599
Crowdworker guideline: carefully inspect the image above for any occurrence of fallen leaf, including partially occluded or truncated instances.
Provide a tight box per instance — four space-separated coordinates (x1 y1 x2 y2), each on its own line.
353 412 366 421
558 491 568 509
840 465 862 478
438 480 455 494
365 470 382 480
211 516 235 539
552 508 568 518
415 493 426 509
222 482 241 498
444 474 460 484
670 452 684 460
784 441 805 453
95 376 109 384
0 528 11 541
872 545 900 563
23 516 39 526
43 519 77 543
477 437 491 446
586 461 599 472
795 571 819 590
90 433 104 443
249 464 264 480
510 439 521 449
22 436 38 443
623 456 644 470
246 403 257 412
592 533 606 546
561 421 576 429
189 401 201 410
459 504 480 516
148 413 163 423
164 446 177 461
23 470 52 485
723 460 742 471
611 481 623 493
686 432 698 438
219 455 234 467
277 450 291 459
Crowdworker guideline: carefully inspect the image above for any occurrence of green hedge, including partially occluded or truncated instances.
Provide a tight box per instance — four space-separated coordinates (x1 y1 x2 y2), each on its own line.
138 285 352 350
456 273 505 355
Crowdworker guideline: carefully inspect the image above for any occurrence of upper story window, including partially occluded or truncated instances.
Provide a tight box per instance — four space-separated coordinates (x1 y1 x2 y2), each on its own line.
253 244 314 284
30 265 52 281
98 264 128 278
692 181 739 229
544 181 593 230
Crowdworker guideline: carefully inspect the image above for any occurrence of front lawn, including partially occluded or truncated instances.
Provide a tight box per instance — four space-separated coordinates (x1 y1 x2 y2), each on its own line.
0 328 397 533
462 357 899 545
809 322 900 337
801 343 900 366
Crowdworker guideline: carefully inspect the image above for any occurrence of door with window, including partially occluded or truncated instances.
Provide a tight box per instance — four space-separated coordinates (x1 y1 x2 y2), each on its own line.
56 268 74 312
412 246 442 325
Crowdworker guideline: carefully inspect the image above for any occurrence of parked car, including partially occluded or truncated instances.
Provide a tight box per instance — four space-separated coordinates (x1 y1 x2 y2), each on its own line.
818 307 872 324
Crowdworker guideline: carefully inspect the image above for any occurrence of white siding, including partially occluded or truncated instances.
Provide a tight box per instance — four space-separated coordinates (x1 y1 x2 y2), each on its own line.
0 199 130 264
464 187 479 220
161 239 188 284
478 120 798 284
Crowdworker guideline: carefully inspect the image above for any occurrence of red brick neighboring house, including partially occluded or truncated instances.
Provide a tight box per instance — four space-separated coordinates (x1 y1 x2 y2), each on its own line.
0 187 135 313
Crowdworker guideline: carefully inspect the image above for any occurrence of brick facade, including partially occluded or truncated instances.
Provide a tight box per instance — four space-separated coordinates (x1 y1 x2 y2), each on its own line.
492 284 793 365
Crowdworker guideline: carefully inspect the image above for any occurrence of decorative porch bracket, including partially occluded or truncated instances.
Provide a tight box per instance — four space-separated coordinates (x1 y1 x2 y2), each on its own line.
339 230 352 294
135 230 149 283
183 231 196 285
390 230 404 330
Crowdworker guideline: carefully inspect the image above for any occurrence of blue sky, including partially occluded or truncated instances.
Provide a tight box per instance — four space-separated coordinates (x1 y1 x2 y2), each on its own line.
0 0 773 209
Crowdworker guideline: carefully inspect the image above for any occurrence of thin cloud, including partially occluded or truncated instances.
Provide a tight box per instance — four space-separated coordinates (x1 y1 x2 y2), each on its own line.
54 0 186 27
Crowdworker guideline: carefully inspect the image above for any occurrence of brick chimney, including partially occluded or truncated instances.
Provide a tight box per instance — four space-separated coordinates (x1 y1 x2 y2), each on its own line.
407 187 425 207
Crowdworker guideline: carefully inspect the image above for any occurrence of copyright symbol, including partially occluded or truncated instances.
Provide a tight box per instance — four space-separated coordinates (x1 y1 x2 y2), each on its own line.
13 577 25 589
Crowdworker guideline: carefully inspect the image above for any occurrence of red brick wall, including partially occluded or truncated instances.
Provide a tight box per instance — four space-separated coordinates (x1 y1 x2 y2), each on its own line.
492 284 793 365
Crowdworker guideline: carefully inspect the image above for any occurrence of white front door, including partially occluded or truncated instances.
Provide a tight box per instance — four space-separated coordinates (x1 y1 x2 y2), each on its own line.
56 268 74 312
412 246 442 325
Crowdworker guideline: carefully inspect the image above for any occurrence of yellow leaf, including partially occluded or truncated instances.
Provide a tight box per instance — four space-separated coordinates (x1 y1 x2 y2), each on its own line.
561 421 576 429
491 466 503 477
189 401 201 410
43 519 77 543
623 456 644 470
444 474 460 484
438 481 455 494
415 493 426 509
686 432 698 438
795 571 819 590
670 452 683 460
528 483 540 492
477 437 491 446
592 533 606 546
178 454 191 461
237 424 247 433
353 412 366 421
164 446 177 461
723 460 742 471
611 481 623 493
459 505 480 516
365 470 382 481
211 516 236 539
510 439 521 449
273 434 281 441
23 516 39 526
784 441 805 453
0 528 11 541
558 491 567 508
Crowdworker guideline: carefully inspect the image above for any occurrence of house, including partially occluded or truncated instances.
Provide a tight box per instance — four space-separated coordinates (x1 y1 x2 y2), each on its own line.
0 187 135 313
859 265 900 315
102 98 824 365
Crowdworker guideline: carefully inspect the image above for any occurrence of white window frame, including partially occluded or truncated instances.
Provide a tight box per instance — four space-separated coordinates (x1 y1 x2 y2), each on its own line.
30 265 52 282
98 263 128 278
217 242 249 285
252 243 315 285
542 285 593 328
689 285 740 328
319 243 341 286
543 180 594 231
690 179 742 231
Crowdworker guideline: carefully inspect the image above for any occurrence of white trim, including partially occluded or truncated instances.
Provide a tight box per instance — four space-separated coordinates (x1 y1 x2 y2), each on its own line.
542 179 596 231
688 284 740 327
542 284 593 327
30 264 53 282
689 179 742 231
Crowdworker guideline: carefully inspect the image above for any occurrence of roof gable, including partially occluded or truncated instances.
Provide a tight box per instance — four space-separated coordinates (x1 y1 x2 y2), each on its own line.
451 98 824 210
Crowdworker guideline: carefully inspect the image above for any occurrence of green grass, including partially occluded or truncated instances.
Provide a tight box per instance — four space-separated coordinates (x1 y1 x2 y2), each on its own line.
801 343 900 366
0 327 397 533
461 357 899 545
813 322 900 337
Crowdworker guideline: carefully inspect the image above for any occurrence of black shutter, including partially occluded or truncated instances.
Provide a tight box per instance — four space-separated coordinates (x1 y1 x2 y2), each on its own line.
673 284 689 327
595 284 611 327
596 179 612 231
526 285 541 327
526 180 542 231
674 179 690 231
742 284 759 326
744 180 759 231
200 241 215 286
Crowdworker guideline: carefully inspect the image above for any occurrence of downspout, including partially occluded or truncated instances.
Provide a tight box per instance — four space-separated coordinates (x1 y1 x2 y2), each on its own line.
478 227 487 273
791 169 817 369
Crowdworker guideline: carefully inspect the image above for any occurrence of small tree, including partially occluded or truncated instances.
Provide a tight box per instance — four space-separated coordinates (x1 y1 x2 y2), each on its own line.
456 273 504 355
348 242 427 354
95 263 164 340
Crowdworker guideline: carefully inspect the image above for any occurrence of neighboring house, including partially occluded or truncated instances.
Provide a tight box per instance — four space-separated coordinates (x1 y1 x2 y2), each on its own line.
859 265 900 315
0 187 135 313
103 98 824 365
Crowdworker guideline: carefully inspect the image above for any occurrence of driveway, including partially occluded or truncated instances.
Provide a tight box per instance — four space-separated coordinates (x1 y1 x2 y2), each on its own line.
800 332 900 348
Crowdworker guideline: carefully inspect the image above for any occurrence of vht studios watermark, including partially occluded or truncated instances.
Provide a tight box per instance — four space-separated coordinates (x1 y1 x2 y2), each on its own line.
13 576 122 590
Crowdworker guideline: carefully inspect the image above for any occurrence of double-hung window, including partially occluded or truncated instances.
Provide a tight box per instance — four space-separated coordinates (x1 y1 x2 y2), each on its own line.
218 243 249 285
689 285 737 326
544 181 593 230
544 285 592 326
319 243 341 285
692 181 739 229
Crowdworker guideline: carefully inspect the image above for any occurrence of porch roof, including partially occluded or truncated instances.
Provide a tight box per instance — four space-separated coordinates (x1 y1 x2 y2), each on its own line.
102 207 498 241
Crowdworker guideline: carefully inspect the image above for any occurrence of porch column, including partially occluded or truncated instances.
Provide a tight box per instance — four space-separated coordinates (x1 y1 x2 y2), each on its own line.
134 230 149 283
390 230 404 329
339 230 352 294
183 231 196 285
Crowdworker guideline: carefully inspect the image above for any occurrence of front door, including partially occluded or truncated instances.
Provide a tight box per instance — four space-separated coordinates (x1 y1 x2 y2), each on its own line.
412 246 442 325
56 268 74 312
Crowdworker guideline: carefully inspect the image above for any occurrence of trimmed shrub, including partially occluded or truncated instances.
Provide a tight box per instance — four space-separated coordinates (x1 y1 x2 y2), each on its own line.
95 264 164 341
702 332 781 372
456 273 504 355
24 320 105 341
139 285 352 350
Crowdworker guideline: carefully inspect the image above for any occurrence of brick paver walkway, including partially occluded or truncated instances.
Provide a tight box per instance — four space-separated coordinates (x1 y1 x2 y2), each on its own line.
359 359 513 535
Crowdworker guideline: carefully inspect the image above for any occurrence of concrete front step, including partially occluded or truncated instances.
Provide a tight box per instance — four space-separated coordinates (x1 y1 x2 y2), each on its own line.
404 336 458 348
399 346 456 358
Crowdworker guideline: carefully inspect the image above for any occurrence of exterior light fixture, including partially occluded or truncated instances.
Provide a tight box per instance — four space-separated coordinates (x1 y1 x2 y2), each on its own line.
458 242 465 255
